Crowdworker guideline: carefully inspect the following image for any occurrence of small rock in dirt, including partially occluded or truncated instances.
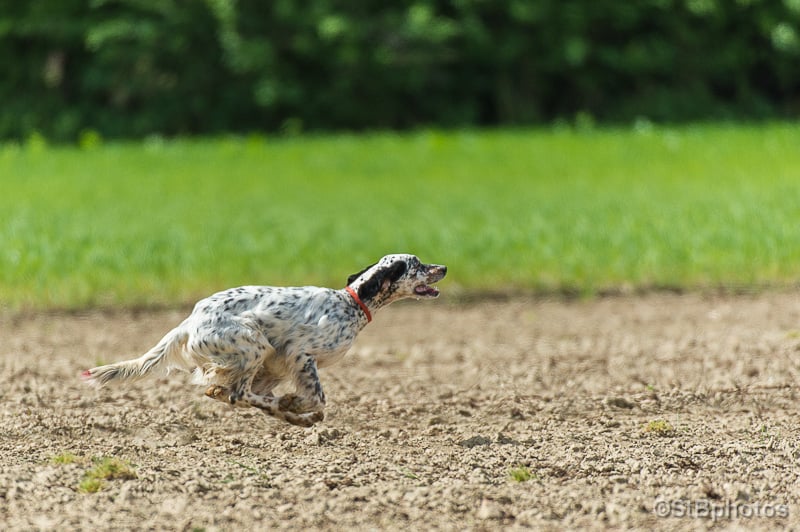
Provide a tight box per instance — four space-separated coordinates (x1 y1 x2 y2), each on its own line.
276 503 294 515
509 407 525 420
304 428 343 446
114 483 135 505
606 397 635 409
467 468 490 484
702 484 722 500
160 495 188 516
458 435 492 448
515 509 540 526
496 432 519 445
477 498 504 520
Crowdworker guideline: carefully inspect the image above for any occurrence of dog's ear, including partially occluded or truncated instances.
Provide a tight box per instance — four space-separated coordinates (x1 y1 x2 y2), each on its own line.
385 260 407 285
347 262 377 285
358 276 382 300
380 261 408 291
358 260 408 300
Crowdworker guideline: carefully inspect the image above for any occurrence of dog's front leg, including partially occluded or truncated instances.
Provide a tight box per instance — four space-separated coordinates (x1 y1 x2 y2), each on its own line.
205 384 323 427
278 353 326 415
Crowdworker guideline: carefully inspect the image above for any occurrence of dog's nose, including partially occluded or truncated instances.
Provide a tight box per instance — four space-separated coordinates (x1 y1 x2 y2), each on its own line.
437 265 447 277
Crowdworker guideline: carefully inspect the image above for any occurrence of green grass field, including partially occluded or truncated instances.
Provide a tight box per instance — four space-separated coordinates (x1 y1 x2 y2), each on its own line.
2 123 799 310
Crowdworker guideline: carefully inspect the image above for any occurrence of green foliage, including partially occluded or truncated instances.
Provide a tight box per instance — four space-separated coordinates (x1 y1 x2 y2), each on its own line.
50 452 82 465
508 465 536 482
1 125 800 310
78 477 104 494
78 456 137 493
644 420 675 436
50 453 137 493
1 1 800 140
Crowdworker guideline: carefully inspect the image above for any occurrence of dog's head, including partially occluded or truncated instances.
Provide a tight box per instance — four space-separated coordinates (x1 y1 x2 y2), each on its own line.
347 254 447 308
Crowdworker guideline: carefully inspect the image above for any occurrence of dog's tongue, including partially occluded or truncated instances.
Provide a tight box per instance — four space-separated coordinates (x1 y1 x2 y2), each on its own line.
415 285 439 297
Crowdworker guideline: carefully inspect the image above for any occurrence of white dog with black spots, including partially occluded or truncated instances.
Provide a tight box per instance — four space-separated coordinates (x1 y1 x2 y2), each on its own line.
83 254 447 427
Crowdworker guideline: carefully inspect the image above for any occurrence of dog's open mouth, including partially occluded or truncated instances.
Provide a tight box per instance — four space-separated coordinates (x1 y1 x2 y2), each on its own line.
414 284 440 298
414 265 446 298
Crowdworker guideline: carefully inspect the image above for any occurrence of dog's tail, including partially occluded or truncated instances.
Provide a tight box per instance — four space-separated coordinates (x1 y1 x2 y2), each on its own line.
82 327 190 387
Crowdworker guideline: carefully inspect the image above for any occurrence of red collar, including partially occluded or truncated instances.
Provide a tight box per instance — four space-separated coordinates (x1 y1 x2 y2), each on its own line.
345 286 372 323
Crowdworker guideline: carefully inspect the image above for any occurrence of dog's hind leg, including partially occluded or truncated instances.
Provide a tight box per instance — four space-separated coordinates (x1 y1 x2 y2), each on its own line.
195 331 323 427
194 326 272 404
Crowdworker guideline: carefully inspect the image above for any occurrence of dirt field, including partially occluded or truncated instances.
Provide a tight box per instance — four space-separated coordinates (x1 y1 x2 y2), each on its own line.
3 293 800 531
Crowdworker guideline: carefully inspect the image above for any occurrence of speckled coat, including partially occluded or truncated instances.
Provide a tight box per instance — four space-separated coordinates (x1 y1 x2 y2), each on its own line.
84 254 447 427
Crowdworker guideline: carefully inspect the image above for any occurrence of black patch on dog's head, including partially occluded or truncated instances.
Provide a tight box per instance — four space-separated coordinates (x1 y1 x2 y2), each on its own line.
355 260 408 301
386 260 408 282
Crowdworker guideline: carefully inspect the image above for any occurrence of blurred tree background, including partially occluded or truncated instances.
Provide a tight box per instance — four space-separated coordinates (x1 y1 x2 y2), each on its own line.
2 0 799 141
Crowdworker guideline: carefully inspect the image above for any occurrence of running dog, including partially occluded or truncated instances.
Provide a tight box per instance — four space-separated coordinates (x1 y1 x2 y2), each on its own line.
83 254 447 427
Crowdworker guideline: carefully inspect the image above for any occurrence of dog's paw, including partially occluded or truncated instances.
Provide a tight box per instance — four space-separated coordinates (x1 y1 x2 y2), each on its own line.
285 410 324 428
278 393 306 413
204 385 229 401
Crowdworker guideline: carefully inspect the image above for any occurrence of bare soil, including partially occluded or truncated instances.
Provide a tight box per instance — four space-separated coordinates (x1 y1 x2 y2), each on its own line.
2 293 800 531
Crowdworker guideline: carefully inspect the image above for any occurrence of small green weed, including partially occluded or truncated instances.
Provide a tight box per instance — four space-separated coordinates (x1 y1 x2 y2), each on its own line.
508 465 536 482
644 419 675 436
399 467 419 480
50 452 82 465
78 477 105 493
78 456 137 493
227 458 272 486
